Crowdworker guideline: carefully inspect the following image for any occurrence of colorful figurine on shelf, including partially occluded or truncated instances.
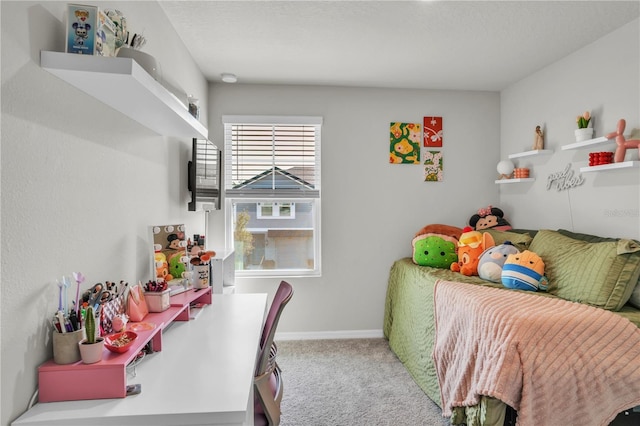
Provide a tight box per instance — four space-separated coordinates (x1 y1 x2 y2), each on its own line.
605 119 640 163
533 125 544 150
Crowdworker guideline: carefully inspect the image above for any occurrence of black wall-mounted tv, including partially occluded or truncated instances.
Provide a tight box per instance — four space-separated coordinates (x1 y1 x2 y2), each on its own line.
188 138 221 211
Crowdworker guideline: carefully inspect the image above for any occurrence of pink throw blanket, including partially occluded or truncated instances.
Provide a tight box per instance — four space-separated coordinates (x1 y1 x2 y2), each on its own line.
433 280 640 426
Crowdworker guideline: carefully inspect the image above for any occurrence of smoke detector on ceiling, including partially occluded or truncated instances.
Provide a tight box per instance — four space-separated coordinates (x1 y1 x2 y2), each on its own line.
221 73 237 83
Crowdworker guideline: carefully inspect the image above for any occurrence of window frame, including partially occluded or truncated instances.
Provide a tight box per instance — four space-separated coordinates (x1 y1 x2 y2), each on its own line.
222 115 322 278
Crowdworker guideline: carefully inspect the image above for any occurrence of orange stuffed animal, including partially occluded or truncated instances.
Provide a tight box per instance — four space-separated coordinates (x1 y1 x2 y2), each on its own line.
450 227 496 276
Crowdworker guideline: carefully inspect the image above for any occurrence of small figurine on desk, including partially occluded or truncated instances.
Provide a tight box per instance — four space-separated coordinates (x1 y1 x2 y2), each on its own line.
533 125 544 150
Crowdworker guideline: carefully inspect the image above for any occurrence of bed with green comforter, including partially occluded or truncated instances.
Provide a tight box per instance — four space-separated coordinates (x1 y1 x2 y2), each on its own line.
383 228 640 426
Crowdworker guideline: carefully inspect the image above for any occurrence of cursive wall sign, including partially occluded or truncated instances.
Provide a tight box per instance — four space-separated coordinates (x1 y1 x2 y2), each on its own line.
547 163 585 191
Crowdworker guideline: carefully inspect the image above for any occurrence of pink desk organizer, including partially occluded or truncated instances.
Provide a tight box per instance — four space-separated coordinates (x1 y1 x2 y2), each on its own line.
38 287 212 402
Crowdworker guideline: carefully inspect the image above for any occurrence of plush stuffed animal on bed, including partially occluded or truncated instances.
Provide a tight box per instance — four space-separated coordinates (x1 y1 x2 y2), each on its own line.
412 234 459 268
450 227 495 276
468 205 512 231
412 224 463 269
501 250 549 291
477 241 520 282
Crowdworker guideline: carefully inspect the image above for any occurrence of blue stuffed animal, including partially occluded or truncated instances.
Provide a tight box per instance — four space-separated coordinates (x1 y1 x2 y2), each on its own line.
477 241 520 282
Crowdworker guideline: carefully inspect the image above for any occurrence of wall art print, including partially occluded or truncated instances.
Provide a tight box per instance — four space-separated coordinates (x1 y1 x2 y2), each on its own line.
423 116 443 147
390 122 421 164
423 150 443 182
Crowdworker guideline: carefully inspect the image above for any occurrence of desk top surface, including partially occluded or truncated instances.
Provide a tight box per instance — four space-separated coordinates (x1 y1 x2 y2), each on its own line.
13 293 267 426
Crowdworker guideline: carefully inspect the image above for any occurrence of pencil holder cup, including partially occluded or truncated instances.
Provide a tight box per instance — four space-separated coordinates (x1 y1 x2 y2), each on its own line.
52 328 83 364
193 264 210 289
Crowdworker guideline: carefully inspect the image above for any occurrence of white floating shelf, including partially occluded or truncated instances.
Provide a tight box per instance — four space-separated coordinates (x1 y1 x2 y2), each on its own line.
495 178 535 184
580 161 640 173
508 149 553 159
561 136 610 150
40 51 207 140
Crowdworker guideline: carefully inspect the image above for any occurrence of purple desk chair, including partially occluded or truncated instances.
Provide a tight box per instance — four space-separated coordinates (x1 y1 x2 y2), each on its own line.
254 281 294 426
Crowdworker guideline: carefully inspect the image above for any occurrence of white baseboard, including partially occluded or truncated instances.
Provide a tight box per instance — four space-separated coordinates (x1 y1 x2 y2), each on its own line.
275 329 384 341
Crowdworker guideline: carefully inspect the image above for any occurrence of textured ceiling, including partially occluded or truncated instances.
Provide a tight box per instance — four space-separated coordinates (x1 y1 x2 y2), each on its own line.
159 0 640 91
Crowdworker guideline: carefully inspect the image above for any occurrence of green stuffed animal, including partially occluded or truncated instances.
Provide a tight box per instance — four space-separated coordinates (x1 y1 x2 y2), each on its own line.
412 234 458 268
168 252 186 279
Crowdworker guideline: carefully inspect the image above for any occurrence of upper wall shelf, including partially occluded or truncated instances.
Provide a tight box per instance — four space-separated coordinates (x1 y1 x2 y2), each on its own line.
561 136 610 151
508 149 553 159
40 51 208 140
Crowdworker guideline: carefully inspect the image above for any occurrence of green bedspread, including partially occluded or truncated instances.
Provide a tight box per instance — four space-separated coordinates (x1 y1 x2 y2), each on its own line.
383 257 640 425
383 258 497 407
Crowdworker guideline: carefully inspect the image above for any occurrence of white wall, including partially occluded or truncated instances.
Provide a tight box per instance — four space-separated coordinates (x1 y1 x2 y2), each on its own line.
500 19 640 241
207 84 500 335
1 2 209 425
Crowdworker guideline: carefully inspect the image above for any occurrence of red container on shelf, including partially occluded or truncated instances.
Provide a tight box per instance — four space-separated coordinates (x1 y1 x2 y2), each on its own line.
589 151 613 166
514 168 530 178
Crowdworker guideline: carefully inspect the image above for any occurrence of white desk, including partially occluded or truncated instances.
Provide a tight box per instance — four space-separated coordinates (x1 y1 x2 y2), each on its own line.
12 294 267 426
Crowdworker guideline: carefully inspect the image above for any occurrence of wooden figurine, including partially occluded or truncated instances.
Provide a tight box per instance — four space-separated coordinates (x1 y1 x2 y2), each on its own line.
533 125 544 150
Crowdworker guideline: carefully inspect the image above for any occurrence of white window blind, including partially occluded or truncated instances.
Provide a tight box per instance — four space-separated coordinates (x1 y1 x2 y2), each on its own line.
223 116 322 198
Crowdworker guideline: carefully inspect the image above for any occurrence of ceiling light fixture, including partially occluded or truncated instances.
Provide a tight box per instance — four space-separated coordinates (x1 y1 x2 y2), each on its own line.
221 73 237 83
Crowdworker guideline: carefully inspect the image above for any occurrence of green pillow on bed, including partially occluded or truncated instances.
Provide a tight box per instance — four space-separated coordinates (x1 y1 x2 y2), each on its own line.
529 229 640 311
483 229 533 251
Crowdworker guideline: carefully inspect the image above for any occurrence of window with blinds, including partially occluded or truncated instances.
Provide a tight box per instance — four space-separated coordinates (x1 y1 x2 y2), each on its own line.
222 116 322 278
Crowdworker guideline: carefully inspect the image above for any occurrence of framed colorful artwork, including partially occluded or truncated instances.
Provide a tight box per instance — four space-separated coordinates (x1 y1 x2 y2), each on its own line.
423 151 443 182
423 116 443 147
390 122 421 164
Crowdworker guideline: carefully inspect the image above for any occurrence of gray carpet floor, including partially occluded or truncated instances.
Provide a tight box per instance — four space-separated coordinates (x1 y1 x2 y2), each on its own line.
276 338 450 426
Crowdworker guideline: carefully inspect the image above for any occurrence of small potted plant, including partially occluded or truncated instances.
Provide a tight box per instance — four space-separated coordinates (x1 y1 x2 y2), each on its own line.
78 306 104 364
575 111 594 142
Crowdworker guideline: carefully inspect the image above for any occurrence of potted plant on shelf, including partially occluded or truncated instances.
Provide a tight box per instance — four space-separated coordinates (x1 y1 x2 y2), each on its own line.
78 306 104 364
575 111 594 142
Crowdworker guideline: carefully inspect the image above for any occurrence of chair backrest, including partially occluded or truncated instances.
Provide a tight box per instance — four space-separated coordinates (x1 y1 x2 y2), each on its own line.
256 280 293 375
